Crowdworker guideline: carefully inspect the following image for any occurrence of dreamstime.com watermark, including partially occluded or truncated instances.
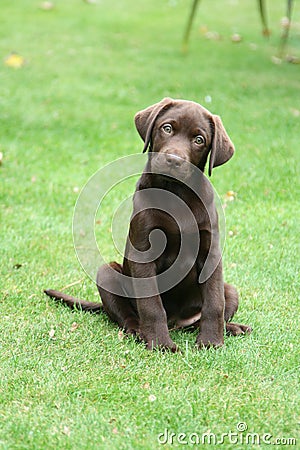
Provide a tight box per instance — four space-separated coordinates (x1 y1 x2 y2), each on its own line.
157 423 297 446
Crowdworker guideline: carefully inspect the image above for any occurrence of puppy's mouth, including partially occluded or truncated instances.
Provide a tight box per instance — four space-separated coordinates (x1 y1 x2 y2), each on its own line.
150 153 192 183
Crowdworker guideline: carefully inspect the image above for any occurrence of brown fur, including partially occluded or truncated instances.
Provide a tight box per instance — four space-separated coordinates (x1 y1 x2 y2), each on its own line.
45 98 251 351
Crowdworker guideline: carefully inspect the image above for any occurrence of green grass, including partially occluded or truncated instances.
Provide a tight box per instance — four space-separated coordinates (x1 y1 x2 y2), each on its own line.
1 0 299 448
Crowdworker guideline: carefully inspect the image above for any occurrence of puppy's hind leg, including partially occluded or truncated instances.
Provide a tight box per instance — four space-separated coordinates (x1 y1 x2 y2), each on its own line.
97 262 139 336
224 283 238 322
224 283 252 336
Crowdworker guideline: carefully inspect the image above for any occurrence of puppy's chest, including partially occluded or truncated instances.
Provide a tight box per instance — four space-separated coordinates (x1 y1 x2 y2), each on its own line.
151 203 204 235
153 216 201 271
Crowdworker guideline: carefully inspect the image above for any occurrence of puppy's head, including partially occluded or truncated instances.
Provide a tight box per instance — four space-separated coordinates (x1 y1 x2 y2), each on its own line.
134 98 235 177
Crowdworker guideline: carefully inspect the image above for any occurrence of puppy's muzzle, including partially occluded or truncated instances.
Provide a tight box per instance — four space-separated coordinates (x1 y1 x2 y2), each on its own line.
165 153 184 169
151 151 191 181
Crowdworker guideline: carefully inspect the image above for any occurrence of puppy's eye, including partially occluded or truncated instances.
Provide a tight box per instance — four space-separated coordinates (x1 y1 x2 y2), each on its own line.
162 124 173 134
195 135 205 145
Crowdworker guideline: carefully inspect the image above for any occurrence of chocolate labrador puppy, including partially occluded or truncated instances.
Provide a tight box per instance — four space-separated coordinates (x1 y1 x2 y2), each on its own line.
45 98 251 352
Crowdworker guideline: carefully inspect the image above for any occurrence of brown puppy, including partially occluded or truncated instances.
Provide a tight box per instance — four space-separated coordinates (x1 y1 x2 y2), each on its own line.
45 98 251 352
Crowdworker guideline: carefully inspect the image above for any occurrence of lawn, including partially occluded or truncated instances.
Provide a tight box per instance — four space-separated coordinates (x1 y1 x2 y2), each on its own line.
0 0 299 449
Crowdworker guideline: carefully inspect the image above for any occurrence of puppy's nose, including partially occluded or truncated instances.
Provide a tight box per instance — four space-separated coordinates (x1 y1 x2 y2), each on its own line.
165 154 183 168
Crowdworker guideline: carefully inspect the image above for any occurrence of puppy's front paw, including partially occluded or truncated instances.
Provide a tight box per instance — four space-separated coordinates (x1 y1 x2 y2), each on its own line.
196 332 224 349
140 324 178 352
146 339 179 353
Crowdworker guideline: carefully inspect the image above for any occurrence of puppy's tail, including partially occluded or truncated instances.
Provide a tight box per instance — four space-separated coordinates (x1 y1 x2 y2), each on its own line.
44 289 103 313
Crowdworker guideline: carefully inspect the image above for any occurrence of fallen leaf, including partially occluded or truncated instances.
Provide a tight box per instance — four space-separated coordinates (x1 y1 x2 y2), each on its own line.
62 425 71 436
40 1 55 10
224 190 237 202
4 53 26 68
290 108 300 117
286 55 300 64
70 322 79 332
112 427 118 434
142 382 150 390
199 25 208 35
205 31 220 41
271 56 282 65
49 328 56 339
231 33 242 43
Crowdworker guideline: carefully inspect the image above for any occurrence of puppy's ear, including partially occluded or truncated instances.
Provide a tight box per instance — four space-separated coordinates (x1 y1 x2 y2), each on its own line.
134 98 174 152
208 115 235 176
